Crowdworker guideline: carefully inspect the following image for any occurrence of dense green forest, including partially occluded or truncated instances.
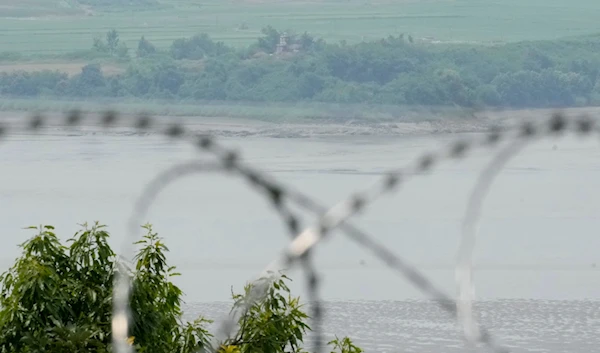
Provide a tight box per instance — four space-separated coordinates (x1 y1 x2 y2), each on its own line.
2 27 600 109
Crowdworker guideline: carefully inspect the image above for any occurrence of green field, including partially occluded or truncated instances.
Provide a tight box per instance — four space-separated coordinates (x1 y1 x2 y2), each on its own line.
1 0 600 56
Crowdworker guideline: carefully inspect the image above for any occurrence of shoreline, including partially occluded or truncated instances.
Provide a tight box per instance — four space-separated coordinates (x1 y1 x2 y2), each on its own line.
1 106 599 139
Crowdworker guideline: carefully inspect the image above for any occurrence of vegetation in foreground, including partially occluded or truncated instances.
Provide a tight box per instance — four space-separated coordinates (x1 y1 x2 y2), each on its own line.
0 222 362 353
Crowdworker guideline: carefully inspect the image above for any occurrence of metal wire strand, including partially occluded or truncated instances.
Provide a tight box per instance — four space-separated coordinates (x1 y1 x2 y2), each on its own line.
456 140 529 350
455 115 596 348
110 158 322 353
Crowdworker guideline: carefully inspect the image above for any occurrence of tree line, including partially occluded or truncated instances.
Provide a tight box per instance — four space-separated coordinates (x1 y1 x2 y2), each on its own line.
0 222 363 353
2 26 600 110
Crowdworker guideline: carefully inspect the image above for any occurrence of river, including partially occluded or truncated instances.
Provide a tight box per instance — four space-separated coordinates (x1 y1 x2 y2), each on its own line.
1 113 598 352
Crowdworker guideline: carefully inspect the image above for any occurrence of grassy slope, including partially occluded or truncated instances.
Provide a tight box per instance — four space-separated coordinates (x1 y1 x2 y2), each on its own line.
0 0 83 17
1 0 600 55
0 96 482 123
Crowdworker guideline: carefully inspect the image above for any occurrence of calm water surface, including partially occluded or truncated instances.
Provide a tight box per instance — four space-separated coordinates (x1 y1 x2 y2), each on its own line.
1 124 599 352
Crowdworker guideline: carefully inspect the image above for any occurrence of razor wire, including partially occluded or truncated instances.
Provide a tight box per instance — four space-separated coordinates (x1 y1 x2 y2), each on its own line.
0 109 597 353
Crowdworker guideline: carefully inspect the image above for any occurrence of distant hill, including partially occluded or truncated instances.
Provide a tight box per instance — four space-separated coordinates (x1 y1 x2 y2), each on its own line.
0 0 160 17
0 0 81 17
76 0 159 7
3 0 600 55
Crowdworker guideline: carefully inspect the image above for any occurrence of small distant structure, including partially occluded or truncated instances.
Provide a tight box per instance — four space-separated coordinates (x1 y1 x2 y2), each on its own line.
274 32 302 56
275 32 288 55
